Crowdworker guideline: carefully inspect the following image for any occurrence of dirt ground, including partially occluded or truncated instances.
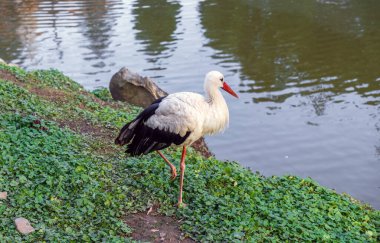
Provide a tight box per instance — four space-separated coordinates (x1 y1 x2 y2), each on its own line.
124 209 194 243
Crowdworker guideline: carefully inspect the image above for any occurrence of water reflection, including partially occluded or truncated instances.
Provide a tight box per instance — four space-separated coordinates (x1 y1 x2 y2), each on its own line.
80 0 122 70
132 0 181 65
199 0 380 106
0 0 40 62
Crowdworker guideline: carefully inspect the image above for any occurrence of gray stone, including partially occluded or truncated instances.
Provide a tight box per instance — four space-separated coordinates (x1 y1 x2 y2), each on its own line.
0 192 7 200
15 217 35 235
109 67 167 108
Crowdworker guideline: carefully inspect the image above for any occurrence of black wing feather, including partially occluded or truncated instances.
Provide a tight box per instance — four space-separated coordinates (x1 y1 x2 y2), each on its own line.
115 96 191 156
115 96 166 146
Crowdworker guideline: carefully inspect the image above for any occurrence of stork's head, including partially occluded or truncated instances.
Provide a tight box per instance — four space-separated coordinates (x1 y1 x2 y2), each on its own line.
204 71 239 98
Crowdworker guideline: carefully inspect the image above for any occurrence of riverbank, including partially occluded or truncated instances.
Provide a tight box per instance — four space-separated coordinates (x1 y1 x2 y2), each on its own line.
0 63 379 241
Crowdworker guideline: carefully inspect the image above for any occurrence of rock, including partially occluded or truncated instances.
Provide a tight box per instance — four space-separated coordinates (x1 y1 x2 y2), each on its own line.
0 192 7 200
109 67 167 108
109 67 213 157
160 232 166 241
191 137 213 158
0 58 19 67
15 217 35 235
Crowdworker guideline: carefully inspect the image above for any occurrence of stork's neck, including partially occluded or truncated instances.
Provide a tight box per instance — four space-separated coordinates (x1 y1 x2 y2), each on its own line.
205 85 224 104
203 86 229 134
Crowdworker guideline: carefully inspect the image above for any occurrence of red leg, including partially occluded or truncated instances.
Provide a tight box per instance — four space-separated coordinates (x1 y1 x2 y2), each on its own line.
177 146 187 207
157 150 177 180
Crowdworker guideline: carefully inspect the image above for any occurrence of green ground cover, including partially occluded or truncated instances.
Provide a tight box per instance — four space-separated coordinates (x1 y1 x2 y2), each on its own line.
0 63 379 242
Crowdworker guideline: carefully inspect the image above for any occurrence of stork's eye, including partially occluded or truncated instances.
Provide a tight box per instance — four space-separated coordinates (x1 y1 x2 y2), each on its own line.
220 78 224 82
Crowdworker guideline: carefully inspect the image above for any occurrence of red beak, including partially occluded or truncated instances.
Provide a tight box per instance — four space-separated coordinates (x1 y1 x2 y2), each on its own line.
222 82 239 98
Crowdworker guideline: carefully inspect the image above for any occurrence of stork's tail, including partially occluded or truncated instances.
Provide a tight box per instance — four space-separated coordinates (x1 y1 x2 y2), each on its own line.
115 96 166 152
115 119 138 146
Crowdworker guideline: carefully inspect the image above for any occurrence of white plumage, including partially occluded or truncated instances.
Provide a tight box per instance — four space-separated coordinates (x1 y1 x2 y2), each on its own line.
144 90 229 145
116 70 238 206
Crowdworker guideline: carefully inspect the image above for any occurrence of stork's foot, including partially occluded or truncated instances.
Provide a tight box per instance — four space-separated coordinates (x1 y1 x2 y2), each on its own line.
170 167 177 181
176 201 187 208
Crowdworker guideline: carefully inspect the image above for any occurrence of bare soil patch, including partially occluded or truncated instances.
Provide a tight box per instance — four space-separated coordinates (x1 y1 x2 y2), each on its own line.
0 69 19 83
29 86 68 103
125 207 194 243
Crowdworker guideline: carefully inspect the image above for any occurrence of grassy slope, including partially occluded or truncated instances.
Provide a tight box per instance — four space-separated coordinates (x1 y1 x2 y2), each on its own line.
0 63 379 242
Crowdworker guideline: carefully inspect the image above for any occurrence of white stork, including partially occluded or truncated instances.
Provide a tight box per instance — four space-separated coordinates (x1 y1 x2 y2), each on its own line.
115 71 238 206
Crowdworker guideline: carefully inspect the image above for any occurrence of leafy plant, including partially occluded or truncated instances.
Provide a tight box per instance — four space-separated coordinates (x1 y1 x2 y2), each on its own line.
91 87 114 102
118 151 380 242
0 113 131 241
0 64 379 242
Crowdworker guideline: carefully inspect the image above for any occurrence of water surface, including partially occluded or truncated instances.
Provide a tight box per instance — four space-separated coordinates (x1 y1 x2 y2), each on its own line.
0 0 379 208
